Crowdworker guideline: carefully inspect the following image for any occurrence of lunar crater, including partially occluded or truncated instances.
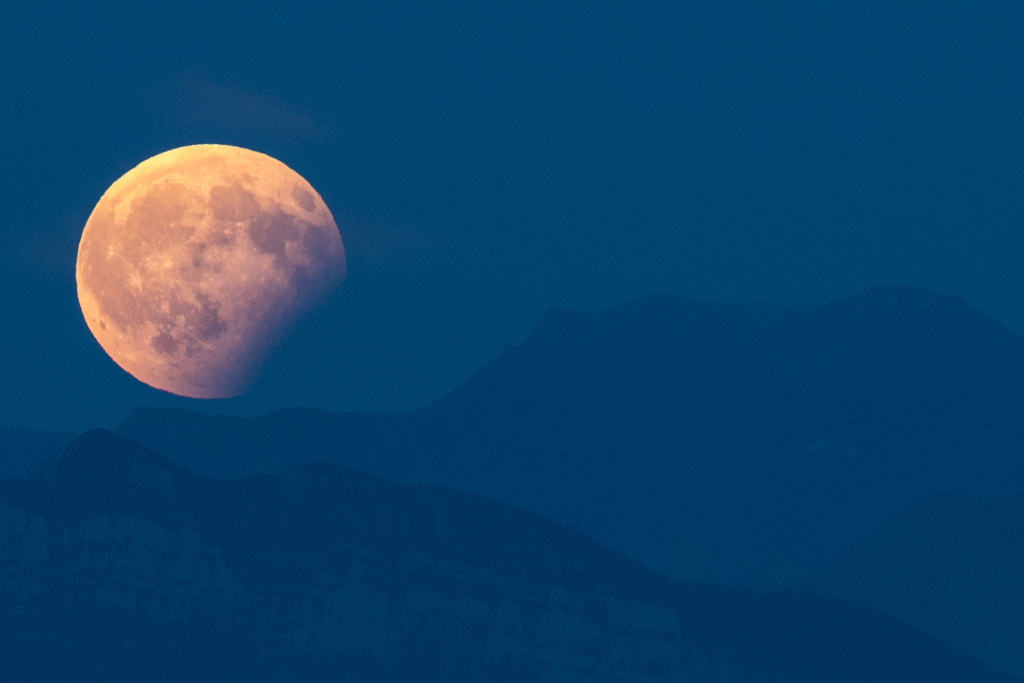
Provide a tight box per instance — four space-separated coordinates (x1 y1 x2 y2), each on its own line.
291 186 316 212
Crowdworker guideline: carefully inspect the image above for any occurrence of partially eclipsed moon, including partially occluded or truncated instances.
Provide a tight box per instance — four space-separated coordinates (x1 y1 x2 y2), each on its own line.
76 144 345 398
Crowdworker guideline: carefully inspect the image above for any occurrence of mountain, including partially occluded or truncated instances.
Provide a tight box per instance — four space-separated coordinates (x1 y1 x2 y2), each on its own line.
0 430 1015 682
0 426 75 479
117 286 1024 584
809 490 1024 678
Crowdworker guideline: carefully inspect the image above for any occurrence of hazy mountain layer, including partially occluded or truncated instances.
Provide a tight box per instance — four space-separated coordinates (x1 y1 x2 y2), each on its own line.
810 490 1024 677
0 426 74 479
117 286 1024 584
0 430 1014 682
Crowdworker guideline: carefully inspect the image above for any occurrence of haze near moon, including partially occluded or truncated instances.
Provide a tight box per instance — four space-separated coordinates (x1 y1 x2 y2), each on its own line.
76 144 345 398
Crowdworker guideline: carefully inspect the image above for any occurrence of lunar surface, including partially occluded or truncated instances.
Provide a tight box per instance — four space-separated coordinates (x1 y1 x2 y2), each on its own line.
76 144 345 398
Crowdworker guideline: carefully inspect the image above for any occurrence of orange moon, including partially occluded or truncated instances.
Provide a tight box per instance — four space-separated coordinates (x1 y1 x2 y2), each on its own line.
76 144 345 398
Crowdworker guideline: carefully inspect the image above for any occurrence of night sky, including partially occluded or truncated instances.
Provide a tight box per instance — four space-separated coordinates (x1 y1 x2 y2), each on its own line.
3 2 1023 433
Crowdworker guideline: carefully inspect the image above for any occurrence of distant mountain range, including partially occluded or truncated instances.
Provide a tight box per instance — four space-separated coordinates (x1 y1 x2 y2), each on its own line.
114 285 1024 584
810 489 1024 678
0 429 1014 682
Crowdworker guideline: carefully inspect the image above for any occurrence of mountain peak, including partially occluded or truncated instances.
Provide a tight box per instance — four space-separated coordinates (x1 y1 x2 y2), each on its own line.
38 429 180 506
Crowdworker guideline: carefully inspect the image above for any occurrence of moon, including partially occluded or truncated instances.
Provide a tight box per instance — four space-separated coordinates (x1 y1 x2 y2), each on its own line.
76 144 345 398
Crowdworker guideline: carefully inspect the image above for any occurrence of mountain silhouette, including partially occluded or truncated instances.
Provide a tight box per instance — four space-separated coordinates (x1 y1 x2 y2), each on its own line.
810 490 1024 678
117 286 1024 584
0 430 1015 681
0 426 74 479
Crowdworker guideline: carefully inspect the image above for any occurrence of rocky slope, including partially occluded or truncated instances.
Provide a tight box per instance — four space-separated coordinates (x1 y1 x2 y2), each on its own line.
0 430 1013 681
810 491 1024 678
118 285 1024 584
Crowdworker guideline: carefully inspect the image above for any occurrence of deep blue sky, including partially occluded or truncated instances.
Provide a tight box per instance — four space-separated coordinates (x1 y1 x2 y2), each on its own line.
2 2 1023 433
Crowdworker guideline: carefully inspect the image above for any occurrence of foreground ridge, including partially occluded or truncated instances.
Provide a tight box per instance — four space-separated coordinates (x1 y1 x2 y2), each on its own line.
0 430 1014 681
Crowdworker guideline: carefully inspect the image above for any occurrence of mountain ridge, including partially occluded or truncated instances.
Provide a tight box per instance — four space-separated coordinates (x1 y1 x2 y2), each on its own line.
0 426 75 480
116 285 1024 584
810 488 1024 677
0 429 1016 682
